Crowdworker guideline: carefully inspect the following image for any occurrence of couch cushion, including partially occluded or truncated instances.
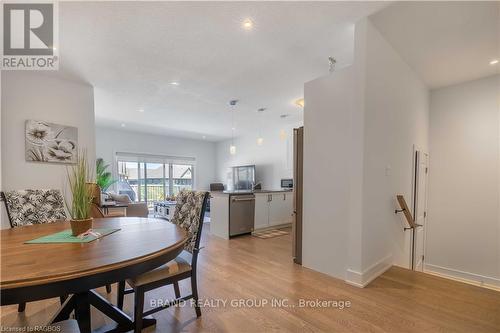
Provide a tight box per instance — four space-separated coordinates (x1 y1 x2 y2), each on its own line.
109 192 132 203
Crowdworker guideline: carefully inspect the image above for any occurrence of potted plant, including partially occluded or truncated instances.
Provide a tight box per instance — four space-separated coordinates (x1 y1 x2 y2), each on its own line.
96 158 117 191
66 151 94 236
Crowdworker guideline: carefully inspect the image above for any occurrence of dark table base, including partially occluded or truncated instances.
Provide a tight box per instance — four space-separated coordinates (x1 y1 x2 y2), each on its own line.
50 290 155 333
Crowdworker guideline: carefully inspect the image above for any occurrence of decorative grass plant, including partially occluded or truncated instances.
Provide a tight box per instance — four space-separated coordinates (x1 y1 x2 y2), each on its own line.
66 150 94 235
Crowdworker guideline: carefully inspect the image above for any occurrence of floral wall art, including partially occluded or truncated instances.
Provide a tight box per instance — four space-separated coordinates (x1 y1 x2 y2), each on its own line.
25 120 78 164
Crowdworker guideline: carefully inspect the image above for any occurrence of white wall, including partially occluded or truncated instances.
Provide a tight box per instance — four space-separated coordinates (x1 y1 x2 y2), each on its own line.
360 18 429 272
302 18 429 285
1 72 96 229
427 75 500 287
303 66 359 279
95 127 217 191
215 123 298 190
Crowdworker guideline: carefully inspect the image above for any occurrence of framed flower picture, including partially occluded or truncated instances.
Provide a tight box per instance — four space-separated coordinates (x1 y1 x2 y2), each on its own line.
25 120 78 164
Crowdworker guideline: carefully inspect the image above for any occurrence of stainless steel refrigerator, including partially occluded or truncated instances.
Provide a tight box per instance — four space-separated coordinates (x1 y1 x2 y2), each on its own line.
293 127 303 264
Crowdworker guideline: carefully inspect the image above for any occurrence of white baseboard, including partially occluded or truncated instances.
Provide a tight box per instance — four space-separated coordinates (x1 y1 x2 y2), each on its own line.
425 263 500 291
345 255 393 288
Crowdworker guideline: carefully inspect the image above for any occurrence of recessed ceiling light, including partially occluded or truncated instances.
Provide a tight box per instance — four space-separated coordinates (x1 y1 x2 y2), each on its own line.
170 81 179 86
121 123 126 127
202 135 206 140
242 18 253 30
138 109 144 113
52 47 57 51
489 59 499 65
232 127 236 131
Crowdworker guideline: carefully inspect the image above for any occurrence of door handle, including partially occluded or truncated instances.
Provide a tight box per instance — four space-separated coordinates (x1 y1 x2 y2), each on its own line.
232 197 255 202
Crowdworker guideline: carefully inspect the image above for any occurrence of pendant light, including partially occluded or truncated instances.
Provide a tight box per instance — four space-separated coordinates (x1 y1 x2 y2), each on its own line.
256 108 265 146
230 144 236 155
279 114 289 141
229 99 238 155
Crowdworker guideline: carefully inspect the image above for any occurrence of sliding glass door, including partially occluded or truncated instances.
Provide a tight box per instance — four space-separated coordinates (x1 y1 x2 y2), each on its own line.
172 164 193 195
116 154 194 208
145 163 168 209
117 161 144 202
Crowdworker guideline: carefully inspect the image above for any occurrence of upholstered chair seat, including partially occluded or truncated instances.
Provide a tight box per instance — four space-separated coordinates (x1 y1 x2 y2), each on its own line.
127 253 192 287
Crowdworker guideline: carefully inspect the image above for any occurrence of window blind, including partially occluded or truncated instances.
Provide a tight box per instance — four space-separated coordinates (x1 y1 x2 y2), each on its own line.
115 152 196 165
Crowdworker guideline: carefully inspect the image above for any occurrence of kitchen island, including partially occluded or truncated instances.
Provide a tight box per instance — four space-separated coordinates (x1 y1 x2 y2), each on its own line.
210 190 293 239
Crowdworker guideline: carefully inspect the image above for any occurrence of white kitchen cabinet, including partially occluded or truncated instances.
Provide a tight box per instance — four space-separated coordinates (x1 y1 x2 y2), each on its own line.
210 193 230 239
269 193 293 226
254 192 293 230
283 192 293 223
254 193 270 229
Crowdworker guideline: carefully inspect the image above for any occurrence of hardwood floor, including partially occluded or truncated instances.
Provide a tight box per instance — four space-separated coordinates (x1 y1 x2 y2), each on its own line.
1 224 499 332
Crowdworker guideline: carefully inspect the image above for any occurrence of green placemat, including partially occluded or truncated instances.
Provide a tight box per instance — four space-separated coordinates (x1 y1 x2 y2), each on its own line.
25 228 120 244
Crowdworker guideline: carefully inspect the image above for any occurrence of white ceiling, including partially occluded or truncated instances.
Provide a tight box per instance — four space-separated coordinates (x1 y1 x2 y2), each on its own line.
370 1 500 89
58 1 386 141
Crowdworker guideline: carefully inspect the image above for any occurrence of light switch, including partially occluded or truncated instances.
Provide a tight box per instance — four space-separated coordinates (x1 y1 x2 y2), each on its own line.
385 165 392 176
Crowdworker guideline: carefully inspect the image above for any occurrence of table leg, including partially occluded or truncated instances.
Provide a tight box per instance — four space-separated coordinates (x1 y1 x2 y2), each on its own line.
88 289 156 332
88 290 132 330
49 289 157 333
75 292 91 333
50 295 76 323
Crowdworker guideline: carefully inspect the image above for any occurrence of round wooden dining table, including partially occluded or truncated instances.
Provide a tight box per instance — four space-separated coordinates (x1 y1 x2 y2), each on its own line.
0 217 187 333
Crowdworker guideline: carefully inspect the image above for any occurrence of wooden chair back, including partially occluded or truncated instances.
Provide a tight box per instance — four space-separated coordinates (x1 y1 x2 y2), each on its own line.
90 203 105 218
87 183 102 206
0 191 14 228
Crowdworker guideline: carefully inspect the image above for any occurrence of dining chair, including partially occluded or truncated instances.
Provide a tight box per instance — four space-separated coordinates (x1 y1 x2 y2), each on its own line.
1 189 68 312
90 203 106 218
2 189 67 228
88 183 126 218
117 190 209 333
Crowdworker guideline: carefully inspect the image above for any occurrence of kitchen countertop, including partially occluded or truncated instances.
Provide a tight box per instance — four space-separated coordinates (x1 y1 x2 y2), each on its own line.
209 188 293 240
211 189 293 195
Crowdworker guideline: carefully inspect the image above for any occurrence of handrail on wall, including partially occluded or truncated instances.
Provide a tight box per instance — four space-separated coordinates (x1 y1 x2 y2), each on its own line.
395 194 418 230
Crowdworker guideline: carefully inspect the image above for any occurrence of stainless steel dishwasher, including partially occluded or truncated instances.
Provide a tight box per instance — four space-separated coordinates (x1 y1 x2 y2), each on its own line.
229 194 255 236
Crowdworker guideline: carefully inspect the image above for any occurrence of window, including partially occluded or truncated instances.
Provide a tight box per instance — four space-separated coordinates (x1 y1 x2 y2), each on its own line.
116 153 195 208
172 164 193 195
